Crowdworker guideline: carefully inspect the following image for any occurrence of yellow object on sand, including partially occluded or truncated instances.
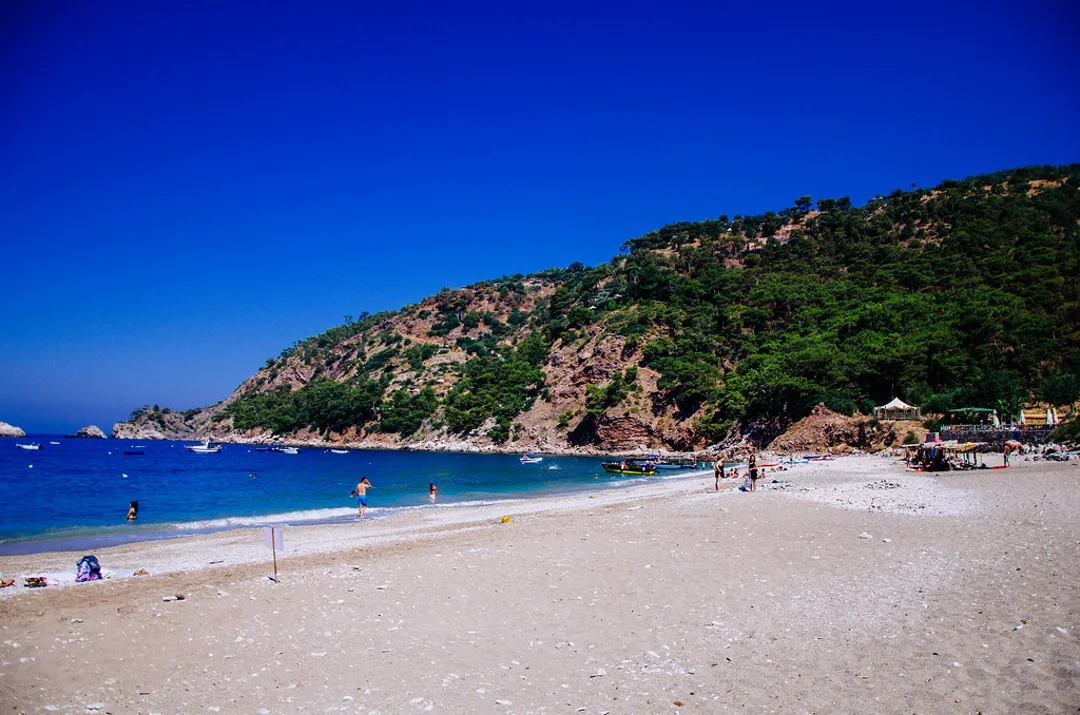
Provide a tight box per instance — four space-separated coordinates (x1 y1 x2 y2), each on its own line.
500 516 513 524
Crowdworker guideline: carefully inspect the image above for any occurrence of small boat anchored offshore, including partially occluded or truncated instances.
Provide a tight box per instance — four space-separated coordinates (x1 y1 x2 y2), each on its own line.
278 446 299 455
520 453 543 464
185 440 222 454
15 443 41 451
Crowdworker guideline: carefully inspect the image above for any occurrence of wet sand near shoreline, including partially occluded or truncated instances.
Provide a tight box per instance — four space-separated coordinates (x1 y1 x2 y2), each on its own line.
1 457 1077 713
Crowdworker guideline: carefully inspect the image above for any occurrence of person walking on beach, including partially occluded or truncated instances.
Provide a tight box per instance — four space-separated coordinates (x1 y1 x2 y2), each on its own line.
352 477 373 517
748 451 758 492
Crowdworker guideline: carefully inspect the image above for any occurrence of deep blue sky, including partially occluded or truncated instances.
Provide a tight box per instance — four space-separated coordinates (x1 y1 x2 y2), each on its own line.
2 0 1078 433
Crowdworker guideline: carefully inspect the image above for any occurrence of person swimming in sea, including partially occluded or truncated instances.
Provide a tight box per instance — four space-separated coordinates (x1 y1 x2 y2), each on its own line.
126 500 138 520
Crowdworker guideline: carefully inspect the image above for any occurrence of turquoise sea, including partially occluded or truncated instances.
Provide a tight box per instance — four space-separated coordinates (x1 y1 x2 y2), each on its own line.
0 437 702 555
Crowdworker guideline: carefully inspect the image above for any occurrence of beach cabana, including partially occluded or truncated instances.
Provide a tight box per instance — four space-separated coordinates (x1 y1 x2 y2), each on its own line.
874 397 922 421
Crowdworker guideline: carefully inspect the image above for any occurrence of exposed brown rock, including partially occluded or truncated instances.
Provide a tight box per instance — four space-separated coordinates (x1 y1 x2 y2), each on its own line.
766 404 922 454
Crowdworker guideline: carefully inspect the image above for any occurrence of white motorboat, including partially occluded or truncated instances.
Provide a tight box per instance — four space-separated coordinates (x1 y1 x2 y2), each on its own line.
16 443 41 451
279 446 299 455
330 449 349 454
520 453 543 464
186 440 221 454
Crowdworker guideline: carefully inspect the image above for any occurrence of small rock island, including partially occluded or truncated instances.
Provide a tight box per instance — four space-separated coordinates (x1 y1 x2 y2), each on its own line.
0 421 27 438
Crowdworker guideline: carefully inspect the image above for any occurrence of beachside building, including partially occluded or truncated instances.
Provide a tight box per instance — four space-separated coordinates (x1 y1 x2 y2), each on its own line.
874 397 922 421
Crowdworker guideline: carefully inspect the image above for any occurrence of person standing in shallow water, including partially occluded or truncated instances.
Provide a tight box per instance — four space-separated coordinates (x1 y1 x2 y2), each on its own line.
429 482 437 501
126 500 138 520
352 477 372 517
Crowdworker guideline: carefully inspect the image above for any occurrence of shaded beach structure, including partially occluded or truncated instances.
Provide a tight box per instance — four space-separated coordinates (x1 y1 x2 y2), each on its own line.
873 397 922 421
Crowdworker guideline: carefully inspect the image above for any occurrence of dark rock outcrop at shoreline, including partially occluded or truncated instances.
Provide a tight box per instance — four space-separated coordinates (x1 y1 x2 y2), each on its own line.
0 421 27 438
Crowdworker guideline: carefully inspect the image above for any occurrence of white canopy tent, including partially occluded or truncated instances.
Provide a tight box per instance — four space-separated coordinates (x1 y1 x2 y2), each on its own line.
874 397 922 421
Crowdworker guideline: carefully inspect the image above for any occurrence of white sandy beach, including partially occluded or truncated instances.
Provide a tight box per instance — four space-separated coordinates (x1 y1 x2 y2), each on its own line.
1 455 1078 713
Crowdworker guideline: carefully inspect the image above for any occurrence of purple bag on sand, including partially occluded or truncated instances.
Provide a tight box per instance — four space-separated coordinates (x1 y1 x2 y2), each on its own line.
75 555 102 582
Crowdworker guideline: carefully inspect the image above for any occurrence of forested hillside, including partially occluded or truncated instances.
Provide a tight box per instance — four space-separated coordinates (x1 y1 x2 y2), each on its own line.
122 165 1080 450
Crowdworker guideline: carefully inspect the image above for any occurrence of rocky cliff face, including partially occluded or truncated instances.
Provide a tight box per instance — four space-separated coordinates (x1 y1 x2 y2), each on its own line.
75 425 107 439
0 421 26 438
114 278 711 452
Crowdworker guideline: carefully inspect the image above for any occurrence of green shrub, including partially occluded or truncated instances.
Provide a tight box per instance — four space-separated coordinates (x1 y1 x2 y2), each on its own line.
557 410 574 430
1049 418 1080 442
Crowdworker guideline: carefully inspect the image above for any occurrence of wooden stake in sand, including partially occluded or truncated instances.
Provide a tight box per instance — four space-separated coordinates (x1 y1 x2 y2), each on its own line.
263 526 284 581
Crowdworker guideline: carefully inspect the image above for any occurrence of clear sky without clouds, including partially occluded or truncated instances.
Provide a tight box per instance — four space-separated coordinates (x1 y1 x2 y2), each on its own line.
1 0 1078 433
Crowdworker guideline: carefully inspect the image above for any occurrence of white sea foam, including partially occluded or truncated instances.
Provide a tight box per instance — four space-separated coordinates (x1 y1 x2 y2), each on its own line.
609 477 649 487
428 498 523 509
172 507 355 530
169 498 527 532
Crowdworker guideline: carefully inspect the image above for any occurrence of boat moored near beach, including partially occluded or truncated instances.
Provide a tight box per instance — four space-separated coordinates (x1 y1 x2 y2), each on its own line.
15 443 41 450
520 453 543 464
649 453 699 470
601 458 657 475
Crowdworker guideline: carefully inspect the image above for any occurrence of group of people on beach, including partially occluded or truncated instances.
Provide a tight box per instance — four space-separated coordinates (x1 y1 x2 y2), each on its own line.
350 478 437 518
713 450 759 492
123 475 436 523
116 444 794 526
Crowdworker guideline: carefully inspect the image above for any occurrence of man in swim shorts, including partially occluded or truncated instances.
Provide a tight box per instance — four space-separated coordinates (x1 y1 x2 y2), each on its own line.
353 477 372 517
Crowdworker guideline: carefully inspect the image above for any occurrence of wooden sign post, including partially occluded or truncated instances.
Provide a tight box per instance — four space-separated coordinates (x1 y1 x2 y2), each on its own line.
263 526 284 581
